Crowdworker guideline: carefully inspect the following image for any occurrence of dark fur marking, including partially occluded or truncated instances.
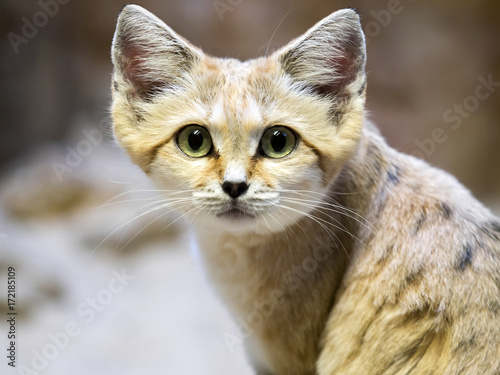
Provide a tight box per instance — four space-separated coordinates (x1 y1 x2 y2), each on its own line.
489 300 500 315
311 83 339 99
400 342 420 361
136 82 171 103
386 333 428 371
491 220 500 233
393 266 425 305
145 133 178 173
348 7 361 16
387 165 401 185
488 220 500 240
327 107 343 127
494 276 500 293
357 80 366 96
162 32 197 63
300 138 331 185
478 220 500 238
387 303 439 372
453 333 478 354
439 202 452 219
402 358 423 375
366 143 380 156
414 213 427 234
404 266 424 288
132 107 145 124
457 244 474 271
359 304 384 345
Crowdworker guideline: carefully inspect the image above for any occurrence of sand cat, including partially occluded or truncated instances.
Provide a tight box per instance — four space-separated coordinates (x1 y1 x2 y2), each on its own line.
110 5 500 374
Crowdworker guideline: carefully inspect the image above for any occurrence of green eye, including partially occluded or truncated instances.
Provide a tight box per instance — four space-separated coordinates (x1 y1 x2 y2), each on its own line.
176 125 213 157
260 126 297 158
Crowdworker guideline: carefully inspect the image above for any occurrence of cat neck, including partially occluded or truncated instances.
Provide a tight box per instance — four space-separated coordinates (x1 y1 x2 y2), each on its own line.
335 122 402 230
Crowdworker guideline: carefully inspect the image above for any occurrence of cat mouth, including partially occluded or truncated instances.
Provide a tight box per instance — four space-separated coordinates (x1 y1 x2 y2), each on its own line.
216 207 255 220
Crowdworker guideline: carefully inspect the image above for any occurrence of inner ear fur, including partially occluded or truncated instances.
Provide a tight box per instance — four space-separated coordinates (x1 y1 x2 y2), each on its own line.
111 5 202 101
276 9 366 99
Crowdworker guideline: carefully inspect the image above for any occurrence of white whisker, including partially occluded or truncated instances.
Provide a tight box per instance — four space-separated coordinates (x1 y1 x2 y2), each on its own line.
277 203 351 261
90 197 192 257
279 190 377 234
114 202 194 255
281 196 376 235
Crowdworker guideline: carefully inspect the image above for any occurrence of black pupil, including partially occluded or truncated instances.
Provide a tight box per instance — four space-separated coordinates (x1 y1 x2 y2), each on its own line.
271 131 287 152
188 129 204 151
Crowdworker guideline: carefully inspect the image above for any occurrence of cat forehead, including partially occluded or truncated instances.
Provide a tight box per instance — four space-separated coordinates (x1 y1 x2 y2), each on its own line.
209 94 263 130
194 57 282 131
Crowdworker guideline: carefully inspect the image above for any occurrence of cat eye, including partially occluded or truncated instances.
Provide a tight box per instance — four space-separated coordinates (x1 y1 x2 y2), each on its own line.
176 125 213 158
259 126 297 158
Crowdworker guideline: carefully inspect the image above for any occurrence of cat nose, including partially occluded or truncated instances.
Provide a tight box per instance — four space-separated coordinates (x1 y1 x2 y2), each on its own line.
221 181 249 199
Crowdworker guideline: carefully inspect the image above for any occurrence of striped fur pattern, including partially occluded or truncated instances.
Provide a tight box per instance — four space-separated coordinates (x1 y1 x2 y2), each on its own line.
111 5 500 374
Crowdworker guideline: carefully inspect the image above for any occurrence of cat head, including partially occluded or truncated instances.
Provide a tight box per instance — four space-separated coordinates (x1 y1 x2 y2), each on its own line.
111 5 366 233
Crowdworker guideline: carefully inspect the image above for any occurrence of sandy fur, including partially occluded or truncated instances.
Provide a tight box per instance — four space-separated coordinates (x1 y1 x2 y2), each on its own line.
111 5 500 374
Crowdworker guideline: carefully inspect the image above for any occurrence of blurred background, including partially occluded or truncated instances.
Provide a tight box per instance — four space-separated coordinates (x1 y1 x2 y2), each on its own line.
0 0 499 374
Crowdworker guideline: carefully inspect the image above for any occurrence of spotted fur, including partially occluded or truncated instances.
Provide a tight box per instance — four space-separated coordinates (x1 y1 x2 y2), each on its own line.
111 5 500 375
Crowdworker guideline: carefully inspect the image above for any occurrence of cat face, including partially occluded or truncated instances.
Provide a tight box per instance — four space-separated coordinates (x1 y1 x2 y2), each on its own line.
111 5 366 233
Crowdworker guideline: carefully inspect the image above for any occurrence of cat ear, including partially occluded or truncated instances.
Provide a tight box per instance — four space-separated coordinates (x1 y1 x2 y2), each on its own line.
111 5 202 100
276 9 366 98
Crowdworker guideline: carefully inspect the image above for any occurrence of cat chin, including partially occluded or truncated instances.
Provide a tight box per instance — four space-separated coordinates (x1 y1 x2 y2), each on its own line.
216 207 255 221
190 214 268 234
188 209 304 235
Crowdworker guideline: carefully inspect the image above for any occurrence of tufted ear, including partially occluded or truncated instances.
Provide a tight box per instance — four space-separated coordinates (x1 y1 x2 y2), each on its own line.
275 9 366 98
111 5 202 101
